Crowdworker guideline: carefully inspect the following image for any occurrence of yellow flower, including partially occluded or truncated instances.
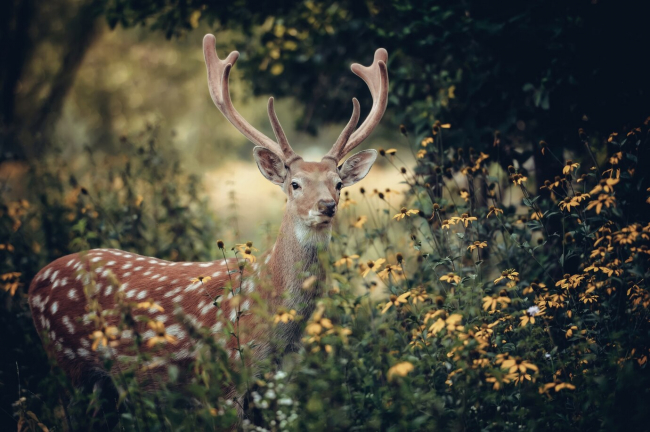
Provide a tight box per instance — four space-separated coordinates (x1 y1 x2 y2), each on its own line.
190 276 212 283
381 293 410 314
361 258 385 277
340 197 357 209
136 300 165 312
563 160 579 175
393 208 419 220
441 219 452 229
89 326 119 351
334 254 360 268
387 361 414 381
494 269 519 284
482 295 511 312
487 206 503 218
501 357 539 374
416 149 427 159
450 213 477 227
274 309 297 324
440 273 461 284
519 306 544 327
353 216 368 228
539 381 576 394
376 264 404 281
459 190 470 202
467 241 487 252
409 288 429 304
421 137 434 147
586 194 616 214
236 241 259 253
428 313 463 334
146 321 177 347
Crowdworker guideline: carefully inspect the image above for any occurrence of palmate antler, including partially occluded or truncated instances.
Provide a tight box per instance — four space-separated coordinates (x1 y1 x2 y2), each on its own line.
203 34 388 164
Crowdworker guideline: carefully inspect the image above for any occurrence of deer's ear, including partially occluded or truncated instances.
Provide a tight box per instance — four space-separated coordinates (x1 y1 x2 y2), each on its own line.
339 149 377 187
253 147 287 185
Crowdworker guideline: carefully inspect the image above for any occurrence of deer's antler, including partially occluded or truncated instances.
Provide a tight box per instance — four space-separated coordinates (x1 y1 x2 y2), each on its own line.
203 34 298 162
326 48 389 162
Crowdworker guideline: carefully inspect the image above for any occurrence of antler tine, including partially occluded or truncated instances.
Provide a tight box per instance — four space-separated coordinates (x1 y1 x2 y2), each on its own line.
267 97 300 163
324 98 360 162
203 34 284 157
340 48 389 156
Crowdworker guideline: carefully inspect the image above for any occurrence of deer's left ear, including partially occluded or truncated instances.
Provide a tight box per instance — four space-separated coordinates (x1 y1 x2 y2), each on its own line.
253 146 287 186
338 149 377 187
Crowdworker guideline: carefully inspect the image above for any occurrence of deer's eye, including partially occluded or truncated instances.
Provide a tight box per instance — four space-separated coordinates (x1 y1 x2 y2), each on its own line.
291 182 300 190
336 182 343 191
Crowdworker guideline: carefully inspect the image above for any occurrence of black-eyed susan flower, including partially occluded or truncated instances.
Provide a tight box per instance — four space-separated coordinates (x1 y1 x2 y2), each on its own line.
146 321 177 347
409 287 429 304
487 206 503 218
482 295 511 312
90 325 120 351
190 276 212 283
519 305 544 327
467 241 487 252
353 215 368 228
450 213 478 227
393 207 419 221
586 194 616 214
539 381 576 394
334 254 360 268
376 264 404 281
501 357 539 374
381 293 410 314
361 258 385 277
563 160 579 175
494 269 519 284
440 273 461 284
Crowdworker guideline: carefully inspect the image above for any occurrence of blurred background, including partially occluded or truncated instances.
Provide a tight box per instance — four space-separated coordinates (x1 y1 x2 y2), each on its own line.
2 0 648 244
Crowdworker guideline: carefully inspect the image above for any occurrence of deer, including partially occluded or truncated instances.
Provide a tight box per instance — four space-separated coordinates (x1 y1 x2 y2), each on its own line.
28 33 388 422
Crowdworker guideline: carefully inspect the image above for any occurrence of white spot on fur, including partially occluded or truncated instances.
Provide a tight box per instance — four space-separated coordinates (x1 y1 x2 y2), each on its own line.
122 330 133 339
184 282 201 292
229 309 237 322
67 289 78 300
126 289 137 298
134 266 143 271
104 284 113 296
77 348 90 358
123 254 132 258
62 316 75 334
136 290 148 300
64 348 75 359
210 322 223 333
200 304 212 315
106 261 116 266
91 257 102 263
211 271 222 278
182 262 193 267
241 300 251 312
50 301 59 315
172 294 183 303
159 276 168 282
122 263 133 270
166 324 187 339
199 262 213 268
143 270 152 276
136 257 145 261
123 272 132 278
164 287 182 298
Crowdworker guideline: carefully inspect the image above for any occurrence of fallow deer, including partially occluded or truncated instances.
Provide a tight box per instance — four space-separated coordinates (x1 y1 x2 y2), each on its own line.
28 34 388 417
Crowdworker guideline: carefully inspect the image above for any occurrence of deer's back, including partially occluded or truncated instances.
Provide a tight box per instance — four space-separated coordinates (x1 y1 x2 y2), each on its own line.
28 248 257 386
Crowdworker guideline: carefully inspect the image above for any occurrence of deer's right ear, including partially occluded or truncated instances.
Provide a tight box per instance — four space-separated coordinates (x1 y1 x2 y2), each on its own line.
253 146 287 186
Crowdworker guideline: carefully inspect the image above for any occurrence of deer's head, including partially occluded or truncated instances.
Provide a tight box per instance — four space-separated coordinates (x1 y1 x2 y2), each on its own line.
203 34 388 232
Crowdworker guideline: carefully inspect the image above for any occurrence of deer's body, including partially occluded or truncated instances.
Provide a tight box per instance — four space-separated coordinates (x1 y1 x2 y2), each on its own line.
28 33 388 418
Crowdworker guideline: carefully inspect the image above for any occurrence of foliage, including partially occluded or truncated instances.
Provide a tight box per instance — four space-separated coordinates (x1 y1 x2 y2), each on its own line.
105 0 650 147
0 128 220 429
3 117 650 430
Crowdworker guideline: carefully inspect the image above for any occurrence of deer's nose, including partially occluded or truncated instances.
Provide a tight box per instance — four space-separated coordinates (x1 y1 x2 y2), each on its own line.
318 199 336 217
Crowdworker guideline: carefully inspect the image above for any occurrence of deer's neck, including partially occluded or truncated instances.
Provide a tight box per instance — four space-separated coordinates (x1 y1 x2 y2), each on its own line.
264 212 331 352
